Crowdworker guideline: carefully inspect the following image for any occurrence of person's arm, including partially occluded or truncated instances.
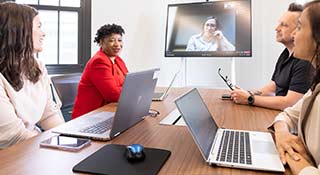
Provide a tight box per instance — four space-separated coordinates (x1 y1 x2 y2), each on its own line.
231 81 275 96
269 96 312 165
88 57 123 103
285 153 319 175
258 80 276 96
0 79 38 148
214 30 235 51
255 60 310 109
298 165 320 175
270 94 304 133
253 90 303 110
273 120 307 164
230 81 304 110
37 63 65 130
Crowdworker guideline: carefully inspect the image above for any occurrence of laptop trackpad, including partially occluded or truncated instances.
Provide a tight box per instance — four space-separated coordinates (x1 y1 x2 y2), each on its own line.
252 140 277 155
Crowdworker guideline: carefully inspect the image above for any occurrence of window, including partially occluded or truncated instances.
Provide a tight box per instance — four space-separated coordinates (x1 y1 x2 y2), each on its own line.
14 0 91 74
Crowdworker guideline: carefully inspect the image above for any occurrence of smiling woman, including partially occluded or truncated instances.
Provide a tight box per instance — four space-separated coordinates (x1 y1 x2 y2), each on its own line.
14 0 91 74
0 2 64 148
71 24 129 119
270 1 320 175
186 16 235 51
32 15 46 53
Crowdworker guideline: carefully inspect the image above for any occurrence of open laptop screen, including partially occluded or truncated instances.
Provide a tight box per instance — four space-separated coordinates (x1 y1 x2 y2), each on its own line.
163 71 179 95
175 88 218 159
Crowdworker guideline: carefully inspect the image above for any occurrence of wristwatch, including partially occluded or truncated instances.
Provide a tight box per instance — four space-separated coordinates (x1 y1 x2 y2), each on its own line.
247 91 254 106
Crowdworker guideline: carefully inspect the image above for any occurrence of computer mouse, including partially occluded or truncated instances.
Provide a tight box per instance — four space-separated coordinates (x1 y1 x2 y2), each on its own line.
125 144 145 162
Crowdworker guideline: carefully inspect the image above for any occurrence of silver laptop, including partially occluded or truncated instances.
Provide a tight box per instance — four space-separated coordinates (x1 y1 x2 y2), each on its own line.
152 71 179 101
52 69 158 141
174 88 284 172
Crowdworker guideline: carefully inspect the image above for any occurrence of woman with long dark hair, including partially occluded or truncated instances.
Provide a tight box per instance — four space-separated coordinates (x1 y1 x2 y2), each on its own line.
0 2 64 148
270 1 320 174
186 16 235 51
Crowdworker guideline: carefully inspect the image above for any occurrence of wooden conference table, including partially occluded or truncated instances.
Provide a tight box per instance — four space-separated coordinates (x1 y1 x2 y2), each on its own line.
0 88 290 175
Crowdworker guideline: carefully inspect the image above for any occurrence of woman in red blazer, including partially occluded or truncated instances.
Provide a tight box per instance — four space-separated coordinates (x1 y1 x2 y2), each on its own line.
72 24 128 119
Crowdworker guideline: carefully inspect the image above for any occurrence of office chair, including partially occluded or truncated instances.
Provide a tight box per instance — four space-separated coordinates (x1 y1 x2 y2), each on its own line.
51 73 82 121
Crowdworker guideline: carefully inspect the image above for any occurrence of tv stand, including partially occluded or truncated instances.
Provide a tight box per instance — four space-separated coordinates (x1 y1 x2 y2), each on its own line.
230 57 236 85
180 57 187 87
180 57 236 88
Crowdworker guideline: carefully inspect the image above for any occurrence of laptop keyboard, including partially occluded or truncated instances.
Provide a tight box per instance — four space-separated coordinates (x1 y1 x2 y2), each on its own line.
215 130 252 165
79 117 113 134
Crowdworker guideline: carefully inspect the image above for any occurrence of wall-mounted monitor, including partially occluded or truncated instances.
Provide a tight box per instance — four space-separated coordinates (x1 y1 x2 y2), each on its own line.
164 0 252 57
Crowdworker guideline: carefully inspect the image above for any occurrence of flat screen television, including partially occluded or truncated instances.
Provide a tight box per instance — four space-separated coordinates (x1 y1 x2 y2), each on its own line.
164 0 252 57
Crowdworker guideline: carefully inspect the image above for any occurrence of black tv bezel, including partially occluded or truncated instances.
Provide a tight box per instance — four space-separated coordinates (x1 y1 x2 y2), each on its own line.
164 0 252 58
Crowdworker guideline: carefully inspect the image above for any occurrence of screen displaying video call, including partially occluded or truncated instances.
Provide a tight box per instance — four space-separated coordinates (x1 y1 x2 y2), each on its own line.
165 0 252 57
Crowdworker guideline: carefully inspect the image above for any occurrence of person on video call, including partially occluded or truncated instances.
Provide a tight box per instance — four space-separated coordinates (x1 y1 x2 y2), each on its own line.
186 16 235 51
269 1 320 174
230 3 314 110
72 24 129 119
0 2 65 148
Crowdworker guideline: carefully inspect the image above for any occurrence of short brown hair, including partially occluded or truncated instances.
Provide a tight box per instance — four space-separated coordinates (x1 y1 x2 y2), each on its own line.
288 2 303 12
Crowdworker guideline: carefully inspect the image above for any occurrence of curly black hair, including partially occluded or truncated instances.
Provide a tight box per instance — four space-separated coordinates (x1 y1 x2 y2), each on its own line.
94 24 125 44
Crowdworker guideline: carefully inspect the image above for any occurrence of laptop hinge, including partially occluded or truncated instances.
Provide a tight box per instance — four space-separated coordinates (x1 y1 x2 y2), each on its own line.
113 132 121 137
212 129 220 149
208 129 222 161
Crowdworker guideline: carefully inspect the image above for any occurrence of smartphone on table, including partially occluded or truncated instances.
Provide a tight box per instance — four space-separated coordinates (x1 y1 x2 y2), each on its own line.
40 135 91 152
221 93 232 100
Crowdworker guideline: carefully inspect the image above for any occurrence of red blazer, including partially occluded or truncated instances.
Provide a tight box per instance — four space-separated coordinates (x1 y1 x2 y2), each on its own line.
72 48 128 119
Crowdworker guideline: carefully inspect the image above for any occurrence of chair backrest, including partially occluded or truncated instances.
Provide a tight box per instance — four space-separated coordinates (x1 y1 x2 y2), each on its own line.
51 73 82 121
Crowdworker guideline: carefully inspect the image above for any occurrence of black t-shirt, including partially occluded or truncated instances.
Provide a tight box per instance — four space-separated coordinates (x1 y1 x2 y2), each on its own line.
271 49 313 96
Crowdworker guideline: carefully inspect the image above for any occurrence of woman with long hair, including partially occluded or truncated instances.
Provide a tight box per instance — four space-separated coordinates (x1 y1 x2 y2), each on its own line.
270 1 320 174
186 16 235 51
0 2 64 148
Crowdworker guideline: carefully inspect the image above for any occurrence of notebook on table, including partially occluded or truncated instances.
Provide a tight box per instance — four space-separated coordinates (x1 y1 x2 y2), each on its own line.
174 88 284 172
52 68 158 141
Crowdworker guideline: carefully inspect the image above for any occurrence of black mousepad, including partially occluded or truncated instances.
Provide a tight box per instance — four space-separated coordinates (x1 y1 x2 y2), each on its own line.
73 144 171 175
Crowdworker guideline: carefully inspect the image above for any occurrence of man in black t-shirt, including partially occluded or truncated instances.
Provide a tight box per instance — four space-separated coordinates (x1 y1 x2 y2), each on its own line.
230 3 313 110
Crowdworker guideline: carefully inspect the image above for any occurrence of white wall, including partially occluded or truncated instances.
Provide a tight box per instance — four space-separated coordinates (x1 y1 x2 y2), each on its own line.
92 0 294 89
